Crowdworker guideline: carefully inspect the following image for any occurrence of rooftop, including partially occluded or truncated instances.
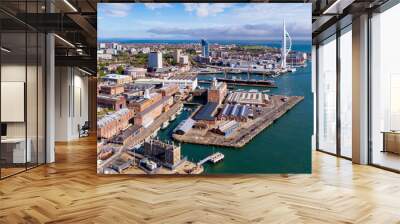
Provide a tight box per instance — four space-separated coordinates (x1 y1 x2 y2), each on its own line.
103 74 131 80
97 108 131 128
169 74 197 81
193 102 219 121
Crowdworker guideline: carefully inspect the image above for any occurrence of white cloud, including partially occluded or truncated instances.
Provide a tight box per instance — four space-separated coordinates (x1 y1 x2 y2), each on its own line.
100 3 132 17
144 3 172 10
184 3 234 17
231 3 311 26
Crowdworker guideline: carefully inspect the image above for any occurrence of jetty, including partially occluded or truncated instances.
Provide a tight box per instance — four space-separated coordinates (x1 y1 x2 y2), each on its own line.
197 152 224 166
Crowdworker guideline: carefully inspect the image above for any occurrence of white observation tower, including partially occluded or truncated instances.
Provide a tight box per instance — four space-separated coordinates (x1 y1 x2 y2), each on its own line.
281 19 292 69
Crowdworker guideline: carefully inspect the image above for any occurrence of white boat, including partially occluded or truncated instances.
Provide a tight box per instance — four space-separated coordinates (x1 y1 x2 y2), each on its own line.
161 121 169 129
152 128 160 138
170 114 176 121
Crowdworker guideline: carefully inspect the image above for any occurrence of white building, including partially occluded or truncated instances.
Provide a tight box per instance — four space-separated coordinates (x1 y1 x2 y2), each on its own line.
179 55 189 65
173 49 182 63
148 51 163 69
130 48 137 54
97 53 112 60
99 43 106 49
125 67 146 79
135 75 197 91
140 47 151 54
105 48 117 55
101 74 132 84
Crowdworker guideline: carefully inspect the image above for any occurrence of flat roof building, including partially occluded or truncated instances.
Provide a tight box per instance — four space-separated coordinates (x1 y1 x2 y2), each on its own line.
226 91 270 106
101 74 132 85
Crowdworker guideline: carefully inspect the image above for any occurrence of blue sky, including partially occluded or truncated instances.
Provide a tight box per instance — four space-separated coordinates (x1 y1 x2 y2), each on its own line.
98 3 311 40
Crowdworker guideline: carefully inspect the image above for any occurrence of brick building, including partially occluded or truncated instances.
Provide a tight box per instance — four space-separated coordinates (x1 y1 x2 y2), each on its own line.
97 95 126 111
98 84 124 96
207 78 227 104
97 108 134 139
144 139 181 169
157 84 179 97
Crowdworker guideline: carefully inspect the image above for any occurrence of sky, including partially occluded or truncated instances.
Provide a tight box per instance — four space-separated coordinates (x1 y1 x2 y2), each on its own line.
98 3 311 41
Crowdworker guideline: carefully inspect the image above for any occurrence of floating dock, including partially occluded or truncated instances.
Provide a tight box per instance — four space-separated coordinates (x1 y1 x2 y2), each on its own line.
197 152 224 166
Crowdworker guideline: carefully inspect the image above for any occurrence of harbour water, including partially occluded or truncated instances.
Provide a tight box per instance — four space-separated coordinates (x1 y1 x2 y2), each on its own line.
156 61 313 174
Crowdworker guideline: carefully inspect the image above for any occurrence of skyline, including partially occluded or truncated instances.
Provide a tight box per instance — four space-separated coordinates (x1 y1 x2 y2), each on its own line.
98 3 311 41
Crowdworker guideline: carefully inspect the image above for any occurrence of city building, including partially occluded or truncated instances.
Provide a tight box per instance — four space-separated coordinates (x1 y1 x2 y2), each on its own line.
148 51 163 69
144 139 181 169
207 78 228 104
157 84 179 97
179 55 189 65
134 96 173 128
125 67 147 79
97 108 134 139
110 157 132 173
174 118 196 135
201 39 209 57
225 91 270 106
173 49 181 63
111 125 143 145
101 74 132 85
134 75 198 91
212 120 240 137
193 102 219 126
219 104 250 122
98 84 124 96
97 53 112 60
128 91 163 113
97 95 126 111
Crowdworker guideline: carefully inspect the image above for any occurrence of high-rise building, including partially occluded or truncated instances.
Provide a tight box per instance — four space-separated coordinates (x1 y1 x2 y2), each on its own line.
148 51 163 69
173 49 181 63
201 39 209 57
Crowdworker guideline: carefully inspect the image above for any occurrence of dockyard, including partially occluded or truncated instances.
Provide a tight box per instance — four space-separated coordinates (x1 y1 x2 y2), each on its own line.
173 95 304 148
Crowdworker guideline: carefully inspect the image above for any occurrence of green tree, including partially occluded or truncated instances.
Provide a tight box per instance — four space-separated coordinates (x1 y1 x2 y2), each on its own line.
116 65 124 74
